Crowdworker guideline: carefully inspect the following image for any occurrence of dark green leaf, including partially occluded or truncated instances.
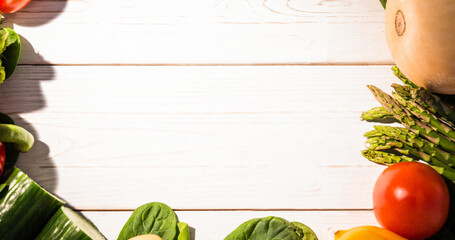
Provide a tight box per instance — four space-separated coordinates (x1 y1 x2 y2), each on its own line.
0 28 21 83
117 202 180 240
380 0 387 9
224 216 318 240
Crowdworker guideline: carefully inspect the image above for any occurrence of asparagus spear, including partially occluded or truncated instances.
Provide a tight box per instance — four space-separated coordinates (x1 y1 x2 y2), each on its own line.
391 91 455 140
412 88 455 123
392 81 455 123
366 125 455 166
367 85 455 153
362 149 455 181
366 135 454 169
361 107 397 122
392 66 418 89
362 149 413 165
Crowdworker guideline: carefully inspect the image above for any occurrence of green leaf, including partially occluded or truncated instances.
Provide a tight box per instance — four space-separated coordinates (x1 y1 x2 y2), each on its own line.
117 202 180 240
379 0 387 9
0 28 21 83
177 222 190 240
291 222 318 240
224 216 318 240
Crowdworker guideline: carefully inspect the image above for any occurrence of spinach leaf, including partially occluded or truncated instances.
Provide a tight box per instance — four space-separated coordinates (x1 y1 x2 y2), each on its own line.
0 28 20 83
224 216 318 240
118 202 189 240
177 222 190 240
379 0 387 9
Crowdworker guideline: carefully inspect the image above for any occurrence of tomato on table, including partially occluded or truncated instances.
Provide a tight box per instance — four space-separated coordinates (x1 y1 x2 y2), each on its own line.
373 162 450 240
0 0 31 13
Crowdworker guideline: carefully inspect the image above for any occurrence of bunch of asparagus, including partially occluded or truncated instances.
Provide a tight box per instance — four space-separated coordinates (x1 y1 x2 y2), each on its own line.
361 67 455 182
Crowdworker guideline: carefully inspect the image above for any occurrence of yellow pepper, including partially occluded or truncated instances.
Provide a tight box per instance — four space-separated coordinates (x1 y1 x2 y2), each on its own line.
334 226 408 240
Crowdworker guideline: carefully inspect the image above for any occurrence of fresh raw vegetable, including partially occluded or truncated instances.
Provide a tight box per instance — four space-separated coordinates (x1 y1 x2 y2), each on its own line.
36 206 106 240
379 0 387 9
334 226 406 240
129 235 163 240
361 107 396 123
373 162 450 240
0 0 31 13
385 0 455 94
117 202 189 240
177 222 190 240
0 28 20 83
0 167 65 240
0 142 5 176
361 66 455 239
0 123 34 152
224 216 318 240
0 112 34 177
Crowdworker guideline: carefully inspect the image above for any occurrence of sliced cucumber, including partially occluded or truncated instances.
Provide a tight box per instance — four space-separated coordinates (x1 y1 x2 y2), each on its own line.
36 206 106 240
0 167 65 240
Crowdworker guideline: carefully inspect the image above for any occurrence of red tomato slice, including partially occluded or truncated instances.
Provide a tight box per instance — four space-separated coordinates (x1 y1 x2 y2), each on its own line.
0 0 31 14
373 162 450 240
0 142 5 176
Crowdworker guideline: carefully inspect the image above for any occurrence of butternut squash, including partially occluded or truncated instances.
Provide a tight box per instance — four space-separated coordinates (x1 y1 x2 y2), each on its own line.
386 0 455 94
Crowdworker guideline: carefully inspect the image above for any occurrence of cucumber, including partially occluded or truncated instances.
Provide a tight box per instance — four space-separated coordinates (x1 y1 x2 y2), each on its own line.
0 167 65 240
36 206 107 240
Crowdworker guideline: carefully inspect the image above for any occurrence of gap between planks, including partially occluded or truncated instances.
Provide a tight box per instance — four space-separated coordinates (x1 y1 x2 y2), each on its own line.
79 209 373 212
17 63 395 67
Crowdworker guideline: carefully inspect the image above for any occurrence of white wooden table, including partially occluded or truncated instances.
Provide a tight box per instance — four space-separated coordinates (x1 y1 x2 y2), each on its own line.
0 0 398 239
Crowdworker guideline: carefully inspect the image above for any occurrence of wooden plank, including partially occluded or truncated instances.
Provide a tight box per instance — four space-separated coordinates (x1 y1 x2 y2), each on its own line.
83 210 378 240
3 0 391 65
0 65 399 209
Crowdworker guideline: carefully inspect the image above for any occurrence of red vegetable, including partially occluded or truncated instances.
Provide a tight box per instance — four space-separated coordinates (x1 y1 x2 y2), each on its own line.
373 162 450 240
0 142 5 176
0 0 31 13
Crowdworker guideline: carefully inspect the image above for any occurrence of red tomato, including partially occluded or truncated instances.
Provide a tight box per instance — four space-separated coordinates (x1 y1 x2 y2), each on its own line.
373 162 450 240
0 142 5 176
0 0 31 13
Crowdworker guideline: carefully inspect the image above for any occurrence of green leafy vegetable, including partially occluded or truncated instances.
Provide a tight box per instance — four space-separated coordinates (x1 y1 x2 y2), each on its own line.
0 28 21 83
224 216 318 240
177 222 190 240
379 0 387 9
117 202 189 240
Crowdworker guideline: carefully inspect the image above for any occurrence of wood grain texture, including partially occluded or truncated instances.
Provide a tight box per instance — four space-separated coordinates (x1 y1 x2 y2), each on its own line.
83 210 378 240
2 0 390 65
0 65 400 210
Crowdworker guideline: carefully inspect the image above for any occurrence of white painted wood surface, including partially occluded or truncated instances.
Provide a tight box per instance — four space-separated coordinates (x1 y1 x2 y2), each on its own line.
3 0 390 64
0 0 397 239
1 65 398 210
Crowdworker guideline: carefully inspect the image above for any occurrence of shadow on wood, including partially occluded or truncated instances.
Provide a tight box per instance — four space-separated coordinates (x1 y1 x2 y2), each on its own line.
0 36 58 193
4 0 69 27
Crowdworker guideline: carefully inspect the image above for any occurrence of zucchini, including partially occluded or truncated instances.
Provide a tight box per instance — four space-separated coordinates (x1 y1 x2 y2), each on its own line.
0 167 65 240
36 206 106 240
